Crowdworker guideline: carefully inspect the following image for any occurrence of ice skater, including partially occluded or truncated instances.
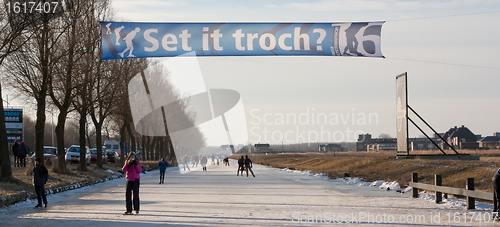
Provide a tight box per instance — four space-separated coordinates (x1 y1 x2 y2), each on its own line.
237 156 245 176
223 156 230 166
119 27 140 58
114 25 124 45
182 155 191 172
106 23 113 34
244 155 255 177
201 155 208 171
158 158 167 184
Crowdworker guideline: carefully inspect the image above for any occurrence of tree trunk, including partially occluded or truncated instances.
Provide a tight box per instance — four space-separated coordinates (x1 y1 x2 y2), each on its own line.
0 82 13 180
35 92 47 166
149 137 156 161
95 122 103 168
167 136 177 166
55 110 68 174
119 122 126 165
159 137 164 159
126 123 136 153
79 106 87 171
35 14 51 166
141 135 146 161
143 136 151 161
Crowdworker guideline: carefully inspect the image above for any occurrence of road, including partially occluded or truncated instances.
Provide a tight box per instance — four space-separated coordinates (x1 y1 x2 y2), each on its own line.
0 160 497 226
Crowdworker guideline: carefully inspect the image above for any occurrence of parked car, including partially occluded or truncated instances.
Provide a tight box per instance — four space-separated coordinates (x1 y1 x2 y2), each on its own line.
90 149 107 164
65 145 91 165
135 151 142 160
31 146 57 165
106 151 117 163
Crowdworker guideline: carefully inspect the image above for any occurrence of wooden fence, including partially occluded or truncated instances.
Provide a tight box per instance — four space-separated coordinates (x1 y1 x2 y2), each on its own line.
409 172 494 210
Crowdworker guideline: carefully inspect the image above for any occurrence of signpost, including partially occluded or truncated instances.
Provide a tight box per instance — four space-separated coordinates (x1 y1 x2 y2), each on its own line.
396 73 409 155
4 108 23 143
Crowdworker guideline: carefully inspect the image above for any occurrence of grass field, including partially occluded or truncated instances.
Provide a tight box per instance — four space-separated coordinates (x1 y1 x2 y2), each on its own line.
233 150 500 193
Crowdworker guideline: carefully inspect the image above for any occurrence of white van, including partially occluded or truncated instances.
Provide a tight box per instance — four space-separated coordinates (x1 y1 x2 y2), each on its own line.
104 140 121 159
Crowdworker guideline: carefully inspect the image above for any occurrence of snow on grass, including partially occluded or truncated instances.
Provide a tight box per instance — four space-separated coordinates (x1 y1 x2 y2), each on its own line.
271 165 494 212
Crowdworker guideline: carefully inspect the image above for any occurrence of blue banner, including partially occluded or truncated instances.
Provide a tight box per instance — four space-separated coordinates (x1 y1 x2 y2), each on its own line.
101 22 384 60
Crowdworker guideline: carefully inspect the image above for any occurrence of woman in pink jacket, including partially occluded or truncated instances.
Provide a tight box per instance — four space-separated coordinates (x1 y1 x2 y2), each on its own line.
122 152 142 215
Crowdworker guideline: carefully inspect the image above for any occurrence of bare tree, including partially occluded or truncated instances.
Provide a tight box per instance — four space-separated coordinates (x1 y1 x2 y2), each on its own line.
2 2 73 173
48 0 96 173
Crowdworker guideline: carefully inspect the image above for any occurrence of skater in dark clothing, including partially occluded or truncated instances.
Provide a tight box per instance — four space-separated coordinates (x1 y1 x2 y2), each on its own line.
201 155 208 171
223 157 230 166
33 158 49 208
18 141 28 167
158 158 168 184
237 156 245 176
244 155 255 177
493 168 500 217
12 140 19 167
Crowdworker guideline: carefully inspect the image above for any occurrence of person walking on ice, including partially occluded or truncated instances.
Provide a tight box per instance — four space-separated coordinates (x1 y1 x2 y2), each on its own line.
119 27 140 58
158 158 167 184
244 155 255 177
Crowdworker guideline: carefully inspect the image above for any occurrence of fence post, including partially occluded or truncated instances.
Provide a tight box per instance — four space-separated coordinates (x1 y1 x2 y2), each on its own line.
435 174 442 204
467 178 475 210
412 172 418 198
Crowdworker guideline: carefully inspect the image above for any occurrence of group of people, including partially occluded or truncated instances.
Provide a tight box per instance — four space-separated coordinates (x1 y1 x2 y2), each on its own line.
11 140 29 167
180 154 231 172
30 151 257 215
237 155 255 177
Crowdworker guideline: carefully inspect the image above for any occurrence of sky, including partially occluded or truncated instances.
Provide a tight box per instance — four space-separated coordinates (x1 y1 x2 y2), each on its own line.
7 0 500 147
101 0 500 145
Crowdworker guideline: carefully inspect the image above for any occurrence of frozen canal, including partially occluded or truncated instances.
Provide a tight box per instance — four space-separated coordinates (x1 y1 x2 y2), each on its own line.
1 160 497 226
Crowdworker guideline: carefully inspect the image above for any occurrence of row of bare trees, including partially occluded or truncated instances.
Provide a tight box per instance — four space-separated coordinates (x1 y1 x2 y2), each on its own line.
0 0 206 181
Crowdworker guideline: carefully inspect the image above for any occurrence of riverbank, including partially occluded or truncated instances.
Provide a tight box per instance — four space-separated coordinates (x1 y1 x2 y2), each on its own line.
234 150 500 193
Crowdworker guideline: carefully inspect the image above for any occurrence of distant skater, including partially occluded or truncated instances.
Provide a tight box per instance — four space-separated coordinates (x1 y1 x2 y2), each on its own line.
223 157 230 166
183 155 191 172
201 155 208 171
237 156 245 176
158 158 167 184
244 155 255 177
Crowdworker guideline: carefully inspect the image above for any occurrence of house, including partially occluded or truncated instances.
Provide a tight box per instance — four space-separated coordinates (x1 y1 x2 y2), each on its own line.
254 143 272 153
479 135 500 149
441 125 479 150
324 144 342 152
